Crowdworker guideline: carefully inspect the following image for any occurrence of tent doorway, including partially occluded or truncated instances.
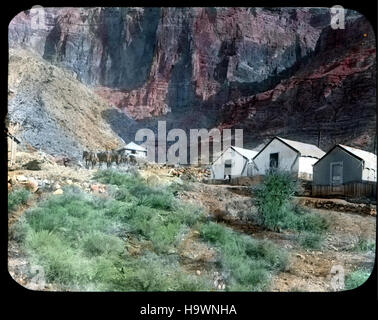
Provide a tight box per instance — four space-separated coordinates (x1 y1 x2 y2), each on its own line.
224 159 232 176
330 162 343 193
269 153 279 169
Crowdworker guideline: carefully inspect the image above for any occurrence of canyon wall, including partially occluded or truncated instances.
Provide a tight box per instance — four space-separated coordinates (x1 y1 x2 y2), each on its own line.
9 7 376 152
217 15 376 151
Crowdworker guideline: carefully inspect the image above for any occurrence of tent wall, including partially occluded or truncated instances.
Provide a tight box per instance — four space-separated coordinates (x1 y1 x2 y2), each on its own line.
211 148 247 179
253 139 299 176
122 149 147 158
362 167 376 182
313 147 363 185
298 157 318 180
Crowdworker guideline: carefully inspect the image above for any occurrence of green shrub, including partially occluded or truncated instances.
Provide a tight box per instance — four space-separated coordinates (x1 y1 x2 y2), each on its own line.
93 169 141 187
103 252 211 291
22 197 195 290
254 171 328 237
245 239 288 270
26 229 62 251
120 205 185 253
9 217 30 243
279 209 328 234
8 188 30 212
15 173 213 291
297 231 323 249
344 269 371 290
95 170 177 211
109 186 137 203
352 238 376 253
167 181 194 193
200 222 288 291
200 221 227 244
175 204 205 227
24 229 93 287
254 171 297 231
297 211 329 233
25 189 131 241
138 193 175 211
81 231 125 257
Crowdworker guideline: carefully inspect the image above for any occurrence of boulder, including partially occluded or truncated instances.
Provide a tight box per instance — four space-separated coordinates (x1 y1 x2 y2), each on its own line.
9 176 17 185
53 188 64 195
22 179 38 193
16 175 28 182
52 182 61 190
90 184 106 193
23 160 42 170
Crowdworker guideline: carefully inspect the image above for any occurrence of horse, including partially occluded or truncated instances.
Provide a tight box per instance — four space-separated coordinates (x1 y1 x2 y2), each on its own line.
110 150 121 166
97 151 112 168
89 151 98 169
82 151 91 168
128 154 137 166
120 153 129 165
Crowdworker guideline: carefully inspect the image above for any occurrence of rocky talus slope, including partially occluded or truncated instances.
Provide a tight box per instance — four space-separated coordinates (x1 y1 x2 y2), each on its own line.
8 48 123 158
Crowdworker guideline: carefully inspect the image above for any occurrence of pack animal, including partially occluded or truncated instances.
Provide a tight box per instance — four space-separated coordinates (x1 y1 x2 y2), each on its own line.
82 150 91 168
89 151 98 169
120 153 129 165
97 151 112 168
128 154 137 166
110 150 121 166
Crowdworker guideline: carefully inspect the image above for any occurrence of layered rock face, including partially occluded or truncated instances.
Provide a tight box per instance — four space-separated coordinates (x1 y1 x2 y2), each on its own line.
10 8 329 115
9 7 376 151
217 16 376 151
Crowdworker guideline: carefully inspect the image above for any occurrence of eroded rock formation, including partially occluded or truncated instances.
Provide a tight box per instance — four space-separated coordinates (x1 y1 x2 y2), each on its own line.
9 7 376 151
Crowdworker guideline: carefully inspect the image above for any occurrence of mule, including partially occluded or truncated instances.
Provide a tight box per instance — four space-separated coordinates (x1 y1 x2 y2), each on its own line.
97 151 112 168
82 150 91 168
89 152 98 169
110 150 121 166
128 154 137 166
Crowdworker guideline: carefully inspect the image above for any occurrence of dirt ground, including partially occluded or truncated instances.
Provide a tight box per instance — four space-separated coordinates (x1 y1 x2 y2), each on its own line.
268 208 375 292
179 181 376 292
7 158 376 292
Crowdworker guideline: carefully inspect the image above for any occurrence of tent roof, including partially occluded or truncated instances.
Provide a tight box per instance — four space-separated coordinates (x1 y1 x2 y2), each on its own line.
253 136 325 159
275 137 325 159
125 142 147 152
338 145 377 170
212 146 258 165
232 146 258 161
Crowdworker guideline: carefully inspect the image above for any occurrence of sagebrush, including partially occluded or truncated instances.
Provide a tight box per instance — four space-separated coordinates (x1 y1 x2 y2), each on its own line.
254 171 328 249
14 171 210 291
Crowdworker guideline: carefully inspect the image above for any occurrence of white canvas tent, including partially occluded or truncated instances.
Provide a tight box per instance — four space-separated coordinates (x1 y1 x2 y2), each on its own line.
253 136 325 180
338 145 377 181
210 146 258 179
313 144 377 184
118 142 147 158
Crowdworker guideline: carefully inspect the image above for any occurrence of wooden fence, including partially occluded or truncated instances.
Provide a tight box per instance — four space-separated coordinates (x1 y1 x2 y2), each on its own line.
207 175 376 200
312 182 376 199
